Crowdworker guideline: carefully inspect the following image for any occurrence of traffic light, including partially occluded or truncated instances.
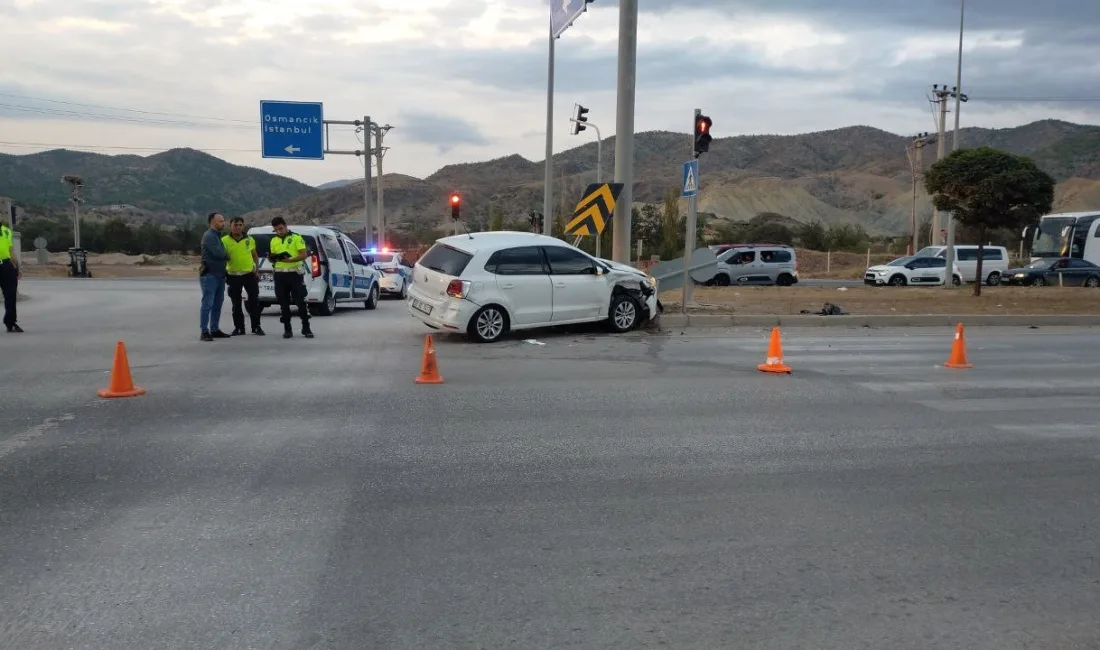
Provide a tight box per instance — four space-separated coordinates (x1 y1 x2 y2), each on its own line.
570 104 589 135
528 211 544 233
693 113 713 158
450 192 461 220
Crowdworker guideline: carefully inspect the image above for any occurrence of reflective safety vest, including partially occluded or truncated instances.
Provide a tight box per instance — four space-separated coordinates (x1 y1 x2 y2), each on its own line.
222 234 257 273
0 225 12 261
270 232 306 270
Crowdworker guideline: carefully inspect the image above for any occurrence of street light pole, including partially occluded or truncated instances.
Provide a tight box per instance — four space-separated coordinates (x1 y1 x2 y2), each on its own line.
612 0 637 262
944 0 964 289
543 28 556 237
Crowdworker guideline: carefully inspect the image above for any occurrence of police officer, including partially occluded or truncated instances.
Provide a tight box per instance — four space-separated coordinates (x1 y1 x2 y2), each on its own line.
222 216 264 336
0 213 22 333
267 216 313 339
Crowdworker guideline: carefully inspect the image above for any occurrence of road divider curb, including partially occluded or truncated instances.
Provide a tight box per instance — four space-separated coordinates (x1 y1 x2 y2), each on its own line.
656 314 1100 329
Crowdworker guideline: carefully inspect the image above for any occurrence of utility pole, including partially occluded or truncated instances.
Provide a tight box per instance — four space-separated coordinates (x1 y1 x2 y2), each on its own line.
905 133 933 254
944 0 967 290
612 0 638 262
362 115 375 249
930 85 950 244
372 123 393 247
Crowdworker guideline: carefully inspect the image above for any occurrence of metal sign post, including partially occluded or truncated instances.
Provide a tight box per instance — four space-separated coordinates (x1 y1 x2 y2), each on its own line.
260 100 382 249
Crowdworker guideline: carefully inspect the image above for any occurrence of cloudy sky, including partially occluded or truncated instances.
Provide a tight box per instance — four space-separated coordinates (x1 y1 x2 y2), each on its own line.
1 0 1098 187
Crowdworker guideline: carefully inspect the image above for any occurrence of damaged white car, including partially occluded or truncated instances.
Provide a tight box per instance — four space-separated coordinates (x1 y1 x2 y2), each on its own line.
406 232 661 343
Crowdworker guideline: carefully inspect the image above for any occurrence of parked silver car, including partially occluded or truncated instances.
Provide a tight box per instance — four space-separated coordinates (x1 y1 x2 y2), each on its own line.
707 244 799 286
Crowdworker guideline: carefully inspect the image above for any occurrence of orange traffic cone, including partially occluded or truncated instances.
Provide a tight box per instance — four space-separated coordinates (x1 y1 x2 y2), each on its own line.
944 322 973 369
757 327 792 374
414 334 444 384
97 341 147 398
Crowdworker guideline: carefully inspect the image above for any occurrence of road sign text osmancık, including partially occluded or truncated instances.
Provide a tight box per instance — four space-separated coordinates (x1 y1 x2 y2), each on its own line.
260 100 324 160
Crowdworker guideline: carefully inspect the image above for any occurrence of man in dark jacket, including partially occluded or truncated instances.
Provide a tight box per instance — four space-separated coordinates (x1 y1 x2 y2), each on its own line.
199 212 230 341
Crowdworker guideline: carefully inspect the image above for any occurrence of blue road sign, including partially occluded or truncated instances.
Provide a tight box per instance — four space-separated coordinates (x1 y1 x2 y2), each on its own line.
682 160 699 198
551 0 589 38
260 100 324 160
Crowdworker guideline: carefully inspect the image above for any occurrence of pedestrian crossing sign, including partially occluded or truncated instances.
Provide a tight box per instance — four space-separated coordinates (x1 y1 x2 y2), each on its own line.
682 160 699 198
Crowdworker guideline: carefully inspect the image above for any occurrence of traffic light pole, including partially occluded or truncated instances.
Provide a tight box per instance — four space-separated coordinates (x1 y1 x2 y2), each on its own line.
681 109 701 313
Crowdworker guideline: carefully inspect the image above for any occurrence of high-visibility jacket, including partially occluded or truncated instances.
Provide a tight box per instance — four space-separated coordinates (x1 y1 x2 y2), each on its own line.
270 232 306 270
222 234 257 273
0 225 12 261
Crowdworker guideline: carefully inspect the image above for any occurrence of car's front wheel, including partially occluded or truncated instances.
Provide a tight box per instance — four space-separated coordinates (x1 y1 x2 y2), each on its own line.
986 271 1001 286
952 274 962 286
888 274 907 286
364 284 379 310
1085 275 1100 288
468 305 509 343
607 292 640 333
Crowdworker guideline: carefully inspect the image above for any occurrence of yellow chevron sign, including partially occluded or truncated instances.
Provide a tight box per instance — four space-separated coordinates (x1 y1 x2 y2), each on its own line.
564 183 624 236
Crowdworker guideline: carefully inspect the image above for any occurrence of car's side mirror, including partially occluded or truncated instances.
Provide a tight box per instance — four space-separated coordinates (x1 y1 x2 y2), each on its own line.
363 255 374 265
594 265 604 276
904 263 915 270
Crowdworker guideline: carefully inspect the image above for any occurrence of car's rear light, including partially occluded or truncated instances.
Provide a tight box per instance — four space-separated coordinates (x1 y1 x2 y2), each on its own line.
310 253 321 278
384 266 399 273
446 279 471 299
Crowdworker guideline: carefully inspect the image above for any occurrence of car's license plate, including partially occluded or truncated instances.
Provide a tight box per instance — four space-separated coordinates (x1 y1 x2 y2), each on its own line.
260 282 275 293
411 298 432 315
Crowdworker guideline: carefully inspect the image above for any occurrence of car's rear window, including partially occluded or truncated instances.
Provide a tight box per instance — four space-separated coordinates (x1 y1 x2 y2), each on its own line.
252 233 318 258
371 253 395 264
418 243 473 277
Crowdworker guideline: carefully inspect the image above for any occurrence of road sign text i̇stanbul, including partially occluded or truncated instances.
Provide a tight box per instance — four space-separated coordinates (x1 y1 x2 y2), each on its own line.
260 100 325 160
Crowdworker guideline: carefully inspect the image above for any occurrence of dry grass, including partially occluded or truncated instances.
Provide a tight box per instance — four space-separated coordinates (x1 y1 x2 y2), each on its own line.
660 285 1100 316
795 249 896 279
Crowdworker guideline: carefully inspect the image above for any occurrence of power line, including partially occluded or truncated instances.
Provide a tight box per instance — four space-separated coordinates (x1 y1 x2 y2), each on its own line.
969 96 1100 102
0 91 256 124
0 102 253 131
0 140 259 153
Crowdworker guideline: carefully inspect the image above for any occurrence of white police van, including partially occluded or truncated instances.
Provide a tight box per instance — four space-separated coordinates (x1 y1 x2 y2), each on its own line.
248 225 380 316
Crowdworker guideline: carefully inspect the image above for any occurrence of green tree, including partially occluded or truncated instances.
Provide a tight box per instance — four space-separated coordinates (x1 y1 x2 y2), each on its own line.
488 205 504 231
924 147 1055 295
798 220 828 251
658 188 683 260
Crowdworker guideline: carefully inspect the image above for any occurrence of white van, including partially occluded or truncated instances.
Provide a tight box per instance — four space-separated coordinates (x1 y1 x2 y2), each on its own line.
914 245 1010 285
248 225 381 316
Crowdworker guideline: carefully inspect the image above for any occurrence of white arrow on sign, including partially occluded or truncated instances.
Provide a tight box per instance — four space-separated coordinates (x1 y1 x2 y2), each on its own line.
285 144 301 155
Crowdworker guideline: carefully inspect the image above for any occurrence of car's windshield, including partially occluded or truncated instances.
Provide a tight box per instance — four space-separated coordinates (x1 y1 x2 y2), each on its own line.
1032 217 1075 256
886 256 912 266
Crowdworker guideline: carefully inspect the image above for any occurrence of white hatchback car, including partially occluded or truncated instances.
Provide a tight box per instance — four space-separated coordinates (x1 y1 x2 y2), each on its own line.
864 255 963 287
406 232 660 343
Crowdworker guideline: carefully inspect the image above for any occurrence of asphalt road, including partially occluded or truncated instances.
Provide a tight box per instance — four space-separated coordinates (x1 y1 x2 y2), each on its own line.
2 279 1099 649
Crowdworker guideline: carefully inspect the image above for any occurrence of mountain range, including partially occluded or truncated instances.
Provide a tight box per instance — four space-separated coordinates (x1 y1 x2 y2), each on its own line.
3 119 1099 235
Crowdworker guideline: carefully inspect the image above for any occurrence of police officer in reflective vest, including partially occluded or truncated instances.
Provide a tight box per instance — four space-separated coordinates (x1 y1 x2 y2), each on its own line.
267 216 313 339
0 215 22 333
222 216 264 336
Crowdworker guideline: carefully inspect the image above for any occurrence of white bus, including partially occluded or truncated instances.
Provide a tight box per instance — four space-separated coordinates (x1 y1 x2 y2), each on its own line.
1029 211 1100 265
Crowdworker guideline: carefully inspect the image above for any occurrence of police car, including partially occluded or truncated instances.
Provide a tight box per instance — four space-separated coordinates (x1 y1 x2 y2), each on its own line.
248 225 381 316
366 248 413 299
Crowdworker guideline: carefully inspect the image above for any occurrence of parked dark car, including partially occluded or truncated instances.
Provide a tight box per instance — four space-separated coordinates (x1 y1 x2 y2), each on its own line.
1003 257 1100 287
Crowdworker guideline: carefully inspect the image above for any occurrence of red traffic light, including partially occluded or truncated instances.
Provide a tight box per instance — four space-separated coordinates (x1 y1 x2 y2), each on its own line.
450 193 460 204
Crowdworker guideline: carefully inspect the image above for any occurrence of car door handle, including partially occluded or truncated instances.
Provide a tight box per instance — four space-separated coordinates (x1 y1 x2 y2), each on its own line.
502 283 515 289
554 282 566 288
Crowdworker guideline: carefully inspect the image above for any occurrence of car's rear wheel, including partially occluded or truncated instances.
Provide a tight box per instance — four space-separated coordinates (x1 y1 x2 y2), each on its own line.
1085 275 1100 288
888 274 907 286
317 289 337 316
607 292 640 333
399 280 408 300
776 273 794 287
986 271 1001 286
714 274 730 287
1032 277 1046 287
364 284 379 310
468 305 508 343
952 274 962 286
